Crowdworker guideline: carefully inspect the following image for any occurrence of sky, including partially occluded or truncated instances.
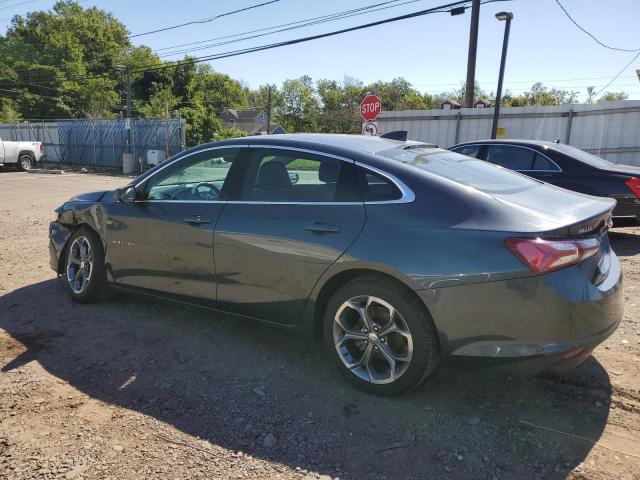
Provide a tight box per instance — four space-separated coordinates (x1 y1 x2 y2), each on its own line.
1 0 639 101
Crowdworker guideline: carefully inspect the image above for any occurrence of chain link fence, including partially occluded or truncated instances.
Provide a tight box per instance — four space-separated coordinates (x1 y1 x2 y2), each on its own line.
0 117 185 169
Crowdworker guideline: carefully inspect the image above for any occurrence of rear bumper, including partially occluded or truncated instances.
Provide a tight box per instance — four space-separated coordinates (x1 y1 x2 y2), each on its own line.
418 250 624 375
49 221 73 273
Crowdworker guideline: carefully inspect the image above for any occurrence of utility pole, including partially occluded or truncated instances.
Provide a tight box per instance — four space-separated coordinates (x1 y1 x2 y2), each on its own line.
464 0 480 108
116 64 133 152
164 99 170 157
125 66 132 121
266 85 272 134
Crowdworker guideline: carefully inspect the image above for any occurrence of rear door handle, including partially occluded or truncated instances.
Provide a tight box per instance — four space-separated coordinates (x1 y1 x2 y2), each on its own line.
305 222 341 233
183 215 212 225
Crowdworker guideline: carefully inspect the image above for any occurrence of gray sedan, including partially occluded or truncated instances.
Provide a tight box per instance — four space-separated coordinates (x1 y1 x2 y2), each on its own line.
48 134 623 395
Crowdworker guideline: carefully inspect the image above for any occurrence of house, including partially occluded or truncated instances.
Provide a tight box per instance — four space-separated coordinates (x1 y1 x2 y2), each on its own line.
439 99 461 110
220 108 286 135
474 99 492 108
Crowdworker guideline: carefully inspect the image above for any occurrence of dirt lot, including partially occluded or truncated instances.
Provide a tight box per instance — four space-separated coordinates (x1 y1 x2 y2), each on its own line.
0 170 639 480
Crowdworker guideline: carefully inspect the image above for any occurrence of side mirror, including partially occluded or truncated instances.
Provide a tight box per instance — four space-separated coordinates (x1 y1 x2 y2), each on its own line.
288 172 300 185
114 185 137 203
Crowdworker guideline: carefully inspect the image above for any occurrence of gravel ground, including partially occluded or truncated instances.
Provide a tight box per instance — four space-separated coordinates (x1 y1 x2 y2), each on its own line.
0 170 639 480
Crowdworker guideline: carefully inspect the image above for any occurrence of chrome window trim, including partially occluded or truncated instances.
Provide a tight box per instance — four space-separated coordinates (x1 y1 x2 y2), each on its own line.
130 144 415 206
453 143 563 173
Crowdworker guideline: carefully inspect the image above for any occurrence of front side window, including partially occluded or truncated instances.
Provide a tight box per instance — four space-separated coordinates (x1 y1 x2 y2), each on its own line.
145 148 239 201
237 150 360 202
485 145 535 171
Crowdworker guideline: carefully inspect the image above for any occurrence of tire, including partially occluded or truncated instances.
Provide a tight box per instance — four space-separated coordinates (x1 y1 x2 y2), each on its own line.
18 154 33 171
323 275 439 395
62 227 111 303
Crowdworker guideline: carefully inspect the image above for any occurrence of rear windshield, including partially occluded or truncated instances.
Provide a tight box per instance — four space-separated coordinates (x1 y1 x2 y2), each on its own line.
378 147 540 194
549 143 615 169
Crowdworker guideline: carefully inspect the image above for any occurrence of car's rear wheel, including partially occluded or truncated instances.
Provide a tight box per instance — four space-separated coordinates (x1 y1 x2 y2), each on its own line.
323 276 439 395
18 154 33 171
63 227 110 303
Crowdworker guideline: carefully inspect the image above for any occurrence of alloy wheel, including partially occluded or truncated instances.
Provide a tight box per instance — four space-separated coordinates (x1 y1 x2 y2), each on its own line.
20 157 32 170
66 236 93 294
333 295 413 384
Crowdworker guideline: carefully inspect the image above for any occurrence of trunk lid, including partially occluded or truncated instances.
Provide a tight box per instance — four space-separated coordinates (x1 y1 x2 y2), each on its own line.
489 182 615 237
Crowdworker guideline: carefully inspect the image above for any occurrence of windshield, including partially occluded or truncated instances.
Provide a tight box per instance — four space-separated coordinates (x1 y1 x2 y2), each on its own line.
549 143 615 168
378 147 540 194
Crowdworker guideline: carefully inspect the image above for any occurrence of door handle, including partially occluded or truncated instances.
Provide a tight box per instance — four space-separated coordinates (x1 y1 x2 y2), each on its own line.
305 222 341 233
183 215 212 225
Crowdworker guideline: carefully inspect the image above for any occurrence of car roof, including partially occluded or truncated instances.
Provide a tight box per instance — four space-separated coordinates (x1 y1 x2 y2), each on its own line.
223 133 435 155
453 139 560 148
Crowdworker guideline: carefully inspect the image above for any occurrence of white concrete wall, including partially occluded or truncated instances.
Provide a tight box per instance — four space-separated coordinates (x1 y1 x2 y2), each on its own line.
377 100 640 165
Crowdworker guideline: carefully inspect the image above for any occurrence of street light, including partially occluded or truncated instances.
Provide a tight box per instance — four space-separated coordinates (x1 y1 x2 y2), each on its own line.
491 11 513 139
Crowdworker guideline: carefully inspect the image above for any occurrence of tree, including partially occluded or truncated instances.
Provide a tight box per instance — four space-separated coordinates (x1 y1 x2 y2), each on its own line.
137 84 180 118
316 76 364 133
279 75 321 132
0 99 22 123
502 82 578 107
3 1 131 118
76 77 120 118
599 91 628 102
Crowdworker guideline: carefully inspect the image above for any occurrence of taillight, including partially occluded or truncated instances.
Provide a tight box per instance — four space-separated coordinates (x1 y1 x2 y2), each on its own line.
39 144 44 154
625 176 640 199
505 237 600 275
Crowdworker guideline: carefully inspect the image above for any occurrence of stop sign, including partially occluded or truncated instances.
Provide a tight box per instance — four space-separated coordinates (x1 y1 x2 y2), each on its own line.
360 95 381 121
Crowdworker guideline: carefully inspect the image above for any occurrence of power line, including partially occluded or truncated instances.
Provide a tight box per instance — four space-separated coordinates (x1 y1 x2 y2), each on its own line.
129 0 283 38
595 50 640 96
154 0 508 58
0 0 39 12
0 77 61 92
127 0 480 76
554 0 639 52
154 0 422 57
0 87 66 101
2 0 478 84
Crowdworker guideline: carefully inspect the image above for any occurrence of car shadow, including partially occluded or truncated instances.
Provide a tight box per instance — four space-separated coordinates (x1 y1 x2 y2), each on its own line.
0 279 612 479
609 228 640 257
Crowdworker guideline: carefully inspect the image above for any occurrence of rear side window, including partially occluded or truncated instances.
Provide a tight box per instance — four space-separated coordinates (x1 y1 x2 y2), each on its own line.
453 145 481 158
237 150 360 202
485 145 535 170
532 153 560 171
378 148 540 194
358 167 402 202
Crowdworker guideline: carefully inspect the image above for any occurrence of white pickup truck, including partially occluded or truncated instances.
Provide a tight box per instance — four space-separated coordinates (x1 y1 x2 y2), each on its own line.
0 138 45 170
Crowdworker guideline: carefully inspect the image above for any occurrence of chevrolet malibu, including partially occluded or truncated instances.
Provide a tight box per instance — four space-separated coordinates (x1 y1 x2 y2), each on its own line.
49 134 623 395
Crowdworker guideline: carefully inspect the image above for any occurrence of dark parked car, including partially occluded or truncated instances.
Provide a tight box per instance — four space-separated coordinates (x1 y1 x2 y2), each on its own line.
450 139 640 221
49 134 623 395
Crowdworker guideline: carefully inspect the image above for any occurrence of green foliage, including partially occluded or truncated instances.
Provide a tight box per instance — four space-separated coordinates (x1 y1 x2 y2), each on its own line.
278 75 321 132
502 82 579 107
599 91 628 102
214 127 247 140
286 158 317 170
0 98 22 123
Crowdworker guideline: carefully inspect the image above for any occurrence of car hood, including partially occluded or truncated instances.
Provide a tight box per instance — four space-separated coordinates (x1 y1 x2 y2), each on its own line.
70 190 109 202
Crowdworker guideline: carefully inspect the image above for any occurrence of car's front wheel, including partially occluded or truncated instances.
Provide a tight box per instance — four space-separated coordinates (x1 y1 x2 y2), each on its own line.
323 276 439 395
63 227 110 303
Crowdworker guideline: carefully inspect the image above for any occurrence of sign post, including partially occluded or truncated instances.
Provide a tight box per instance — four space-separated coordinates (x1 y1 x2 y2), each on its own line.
360 94 381 136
